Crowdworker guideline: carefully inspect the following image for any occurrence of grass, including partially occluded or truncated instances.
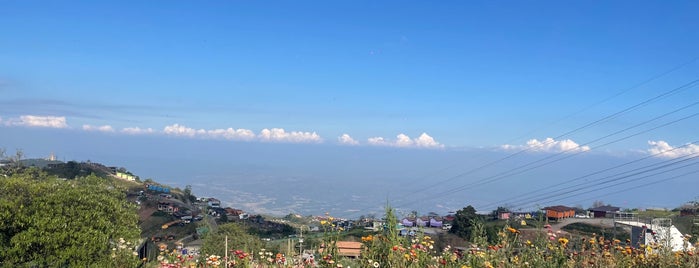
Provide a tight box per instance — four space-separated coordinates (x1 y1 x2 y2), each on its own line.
562 222 630 240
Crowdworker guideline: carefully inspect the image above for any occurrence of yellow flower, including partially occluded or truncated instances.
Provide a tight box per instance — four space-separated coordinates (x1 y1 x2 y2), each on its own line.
320 220 328 225
558 237 569 247
512 255 520 263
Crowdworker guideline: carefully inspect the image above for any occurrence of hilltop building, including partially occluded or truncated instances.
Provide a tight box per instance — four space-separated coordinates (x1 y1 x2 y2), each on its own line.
589 205 620 218
543 205 575 221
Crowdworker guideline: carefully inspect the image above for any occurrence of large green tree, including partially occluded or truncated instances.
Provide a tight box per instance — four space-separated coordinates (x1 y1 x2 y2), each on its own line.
0 170 140 267
449 205 479 240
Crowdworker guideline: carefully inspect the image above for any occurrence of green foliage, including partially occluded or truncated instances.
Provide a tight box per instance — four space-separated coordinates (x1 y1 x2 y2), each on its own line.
220 212 229 223
450 205 478 240
245 219 296 238
562 222 630 240
0 171 141 266
43 161 111 179
184 184 197 203
201 222 262 257
49 160 82 179
0 149 25 176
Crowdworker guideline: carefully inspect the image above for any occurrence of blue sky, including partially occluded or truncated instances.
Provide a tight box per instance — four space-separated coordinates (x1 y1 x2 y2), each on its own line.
2 1 699 215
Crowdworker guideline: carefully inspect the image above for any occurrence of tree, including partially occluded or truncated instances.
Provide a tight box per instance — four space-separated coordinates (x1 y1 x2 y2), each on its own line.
450 205 479 240
201 222 262 257
220 212 229 223
0 171 140 266
184 184 197 203
12 149 24 169
1 149 24 175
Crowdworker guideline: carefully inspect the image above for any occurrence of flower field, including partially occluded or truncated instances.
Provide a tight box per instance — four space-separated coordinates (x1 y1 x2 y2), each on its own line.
145 206 699 268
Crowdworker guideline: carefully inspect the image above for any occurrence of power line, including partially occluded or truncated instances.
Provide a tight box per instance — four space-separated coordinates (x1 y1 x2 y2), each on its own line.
311 64 699 218
480 141 699 209
568 168 699 208
396 70 699 196
506 153 699 210
396 108 699 209
538 161 699 208
402 79 699 200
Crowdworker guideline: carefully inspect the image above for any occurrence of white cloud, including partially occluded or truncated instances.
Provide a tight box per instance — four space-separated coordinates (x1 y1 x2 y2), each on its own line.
367 133 444 149
207 128 256 141
258 128 322 143
5 115 69 128
395 134 413 147
163 124 321 143
501 137 590 153
414 133 442 148
338 134 359 145
163 124 206 137
648 140 699 158
121 127 155 135
82 124 115 132
368 136 388 146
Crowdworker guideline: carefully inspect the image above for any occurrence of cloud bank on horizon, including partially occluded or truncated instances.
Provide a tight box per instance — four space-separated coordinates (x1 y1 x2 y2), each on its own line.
338 133 443 148
0 114 444 148
2 114 695 156
1 115 68 129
